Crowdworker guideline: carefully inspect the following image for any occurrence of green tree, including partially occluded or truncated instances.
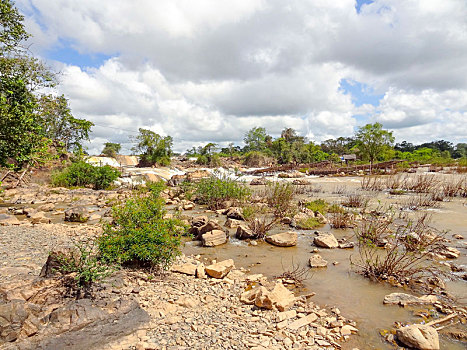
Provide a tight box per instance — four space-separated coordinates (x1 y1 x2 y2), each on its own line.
132 128 173 166
101 142 121 158
355 123 395 169
243 127 268 152
37 94 93 151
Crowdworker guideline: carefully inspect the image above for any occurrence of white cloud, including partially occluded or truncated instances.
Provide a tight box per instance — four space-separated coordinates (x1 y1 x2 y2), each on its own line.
16 0 467 153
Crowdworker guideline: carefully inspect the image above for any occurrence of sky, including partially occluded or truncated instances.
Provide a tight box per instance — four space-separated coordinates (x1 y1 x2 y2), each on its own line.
15 0 467 154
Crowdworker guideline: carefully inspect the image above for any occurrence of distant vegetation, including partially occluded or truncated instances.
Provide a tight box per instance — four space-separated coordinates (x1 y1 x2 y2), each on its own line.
185 124 466 169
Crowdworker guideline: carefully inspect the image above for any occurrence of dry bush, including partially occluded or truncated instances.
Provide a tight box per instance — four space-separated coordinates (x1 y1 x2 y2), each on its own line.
405 174 439 193
385 174 409 190
353 212 393 245
430 190 446 202
332 185 348 195
441 177 463 197
275 260 311 287
261 182 296 218
401 193 439 210
361 176 384 191
352 212 447 284
342 193 369 208
247 217 278 239
328 212 354 229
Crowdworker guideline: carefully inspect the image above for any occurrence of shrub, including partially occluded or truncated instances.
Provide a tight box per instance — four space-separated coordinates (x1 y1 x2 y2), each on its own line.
98 182 185 270
352 212 446 285
342 193 369 208
53 240 110 298
328 212 353 229
194 173 251 209
264 182 295 218
51 161 120 190
247 217 277 239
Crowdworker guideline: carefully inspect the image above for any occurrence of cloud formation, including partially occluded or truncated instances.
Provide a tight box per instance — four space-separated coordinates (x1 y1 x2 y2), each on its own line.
17 0 467 153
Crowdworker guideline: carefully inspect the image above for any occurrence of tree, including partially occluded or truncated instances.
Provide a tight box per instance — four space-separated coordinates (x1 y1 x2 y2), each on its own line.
1 0 91 170
101 142 121 158
280 128 304 143
132 128 173 166
355 123 395 169
243 127 268 152
37 94 93 152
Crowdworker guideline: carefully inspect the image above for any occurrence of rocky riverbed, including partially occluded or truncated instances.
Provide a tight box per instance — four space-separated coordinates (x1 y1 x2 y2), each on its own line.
0 170 466 349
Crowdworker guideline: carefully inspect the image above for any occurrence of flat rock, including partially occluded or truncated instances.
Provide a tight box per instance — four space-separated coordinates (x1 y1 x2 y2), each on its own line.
396 324 439 350
309 254 328 268
224 218 243 228
314 233 338 249
171 263 197 276
201 230 227 247
287 312 317 330
383 293 437 306
265 232 297 247
0 214 20 225
205 259 235 278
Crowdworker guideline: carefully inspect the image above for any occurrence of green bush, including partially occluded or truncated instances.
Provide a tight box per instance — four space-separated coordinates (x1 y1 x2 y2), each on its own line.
98 182 185 270
305 199 329 214
51 161 120 190
194 172 251 209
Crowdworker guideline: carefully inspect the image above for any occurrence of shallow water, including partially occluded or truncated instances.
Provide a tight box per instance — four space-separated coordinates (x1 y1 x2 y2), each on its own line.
183 174 467 349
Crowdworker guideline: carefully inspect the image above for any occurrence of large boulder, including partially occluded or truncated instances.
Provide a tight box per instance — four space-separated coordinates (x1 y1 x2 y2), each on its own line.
64 207 89 223
224 218 243 228
201 230 228 247
396 324 439 350
254 283 296 312
309 254 328 268
314 233 338 249
265 232 297 247
190 218 223 240
236 225 255 240
205 259 235 278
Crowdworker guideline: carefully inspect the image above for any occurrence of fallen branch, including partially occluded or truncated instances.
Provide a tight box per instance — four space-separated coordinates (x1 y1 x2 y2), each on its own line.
425 313 458 327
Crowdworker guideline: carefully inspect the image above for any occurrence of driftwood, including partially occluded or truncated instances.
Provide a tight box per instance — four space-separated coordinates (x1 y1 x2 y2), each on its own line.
425 313 458 327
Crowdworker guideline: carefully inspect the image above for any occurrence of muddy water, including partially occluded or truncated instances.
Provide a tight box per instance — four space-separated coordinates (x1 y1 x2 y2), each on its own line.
183 175 467 349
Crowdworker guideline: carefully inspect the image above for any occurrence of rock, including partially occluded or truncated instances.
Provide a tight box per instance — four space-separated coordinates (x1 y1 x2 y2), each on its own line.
38 203 55 212
171 263 197 276
205 259 235 278
452 234 464 240
201 230 227 247
383 293 438 306
65 207 90 223
143 173 162 183
0 213 20 225
225 207 244 220
287 312 318 330
315 212 327 224
236 225 255 240
341 325 358 336
30 212 51 224
396 324 439 350
176 295 199 308
224 218 243 228
192 220 223 240
240 288 260 305
254 283 295 311
309 254 328 268
439 246 460 259
314 233 338 249
167 174 186 187
265 232 297 247
250 177 269 186
292 178 310 185
338 242 355 249
186 170 210 181
195 263 206 279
